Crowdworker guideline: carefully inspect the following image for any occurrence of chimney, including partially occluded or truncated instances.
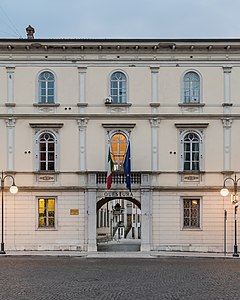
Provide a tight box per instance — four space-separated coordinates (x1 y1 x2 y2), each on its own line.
26 25 35 39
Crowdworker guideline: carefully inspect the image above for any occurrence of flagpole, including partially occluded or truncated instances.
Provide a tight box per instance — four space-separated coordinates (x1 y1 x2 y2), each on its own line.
123 138 131 191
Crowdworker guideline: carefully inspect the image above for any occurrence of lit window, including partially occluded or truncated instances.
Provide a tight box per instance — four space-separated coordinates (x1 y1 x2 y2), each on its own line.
183 199 200 228
39 132 55 171
110 133 127 171
183 132 200 171
110 72 127 103
38 71 55 104
183 71 200 104
38 198 55 228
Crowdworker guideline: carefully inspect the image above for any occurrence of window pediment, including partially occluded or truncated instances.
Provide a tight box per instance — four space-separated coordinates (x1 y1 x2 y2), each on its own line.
30 123 64 128
102 123 135 129
175 123 209 129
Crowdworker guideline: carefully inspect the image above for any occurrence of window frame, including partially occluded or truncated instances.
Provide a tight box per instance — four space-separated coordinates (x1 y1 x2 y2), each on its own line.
108 130 129 172
180 130 203 172
181 197 202 230
109 70 128 104
37 70 57 105
37 197 57 230
34 129 59 172
181 70 202 105
183 132 201 172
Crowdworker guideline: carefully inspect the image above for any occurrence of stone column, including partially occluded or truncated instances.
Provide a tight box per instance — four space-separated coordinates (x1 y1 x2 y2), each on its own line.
149 118 160 171
222 118 232 172
141 188 152 251
77 118 88 171
5 118 16 171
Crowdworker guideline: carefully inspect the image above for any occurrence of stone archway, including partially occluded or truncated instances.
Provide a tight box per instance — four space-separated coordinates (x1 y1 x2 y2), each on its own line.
97 196 141 211
87 189 152 252
96 196 142 252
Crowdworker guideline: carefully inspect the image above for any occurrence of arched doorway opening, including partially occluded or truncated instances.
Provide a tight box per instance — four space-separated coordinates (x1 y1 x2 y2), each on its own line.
96 197 141 252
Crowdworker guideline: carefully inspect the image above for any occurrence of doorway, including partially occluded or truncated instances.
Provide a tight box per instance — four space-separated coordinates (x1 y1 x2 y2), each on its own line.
96 197 141 252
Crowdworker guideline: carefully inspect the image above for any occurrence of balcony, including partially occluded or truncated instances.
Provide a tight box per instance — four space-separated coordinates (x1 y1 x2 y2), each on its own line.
96 172 141 185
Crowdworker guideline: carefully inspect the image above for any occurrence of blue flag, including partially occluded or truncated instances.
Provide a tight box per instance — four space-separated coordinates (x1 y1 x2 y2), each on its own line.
123 142 131 191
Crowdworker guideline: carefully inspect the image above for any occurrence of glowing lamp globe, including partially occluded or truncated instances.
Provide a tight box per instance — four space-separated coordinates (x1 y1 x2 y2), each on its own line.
220 188 229 197
10 185 18 194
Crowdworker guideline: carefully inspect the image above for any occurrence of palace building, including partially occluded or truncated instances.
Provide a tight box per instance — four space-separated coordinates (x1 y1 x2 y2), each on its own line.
0 27 239 253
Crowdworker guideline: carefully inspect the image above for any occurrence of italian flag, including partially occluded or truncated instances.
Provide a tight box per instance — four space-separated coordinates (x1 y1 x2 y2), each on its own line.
107 146 114 189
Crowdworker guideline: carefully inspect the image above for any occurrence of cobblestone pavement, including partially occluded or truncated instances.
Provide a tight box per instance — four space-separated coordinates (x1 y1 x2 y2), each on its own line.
0 256 239 300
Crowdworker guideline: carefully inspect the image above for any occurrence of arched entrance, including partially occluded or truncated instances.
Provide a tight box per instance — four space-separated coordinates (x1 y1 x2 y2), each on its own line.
86 189 152 252
96 196 141 252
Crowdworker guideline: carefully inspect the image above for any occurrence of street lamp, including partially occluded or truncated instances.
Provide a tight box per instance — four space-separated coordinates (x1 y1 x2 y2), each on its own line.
220 174 240 257
0 171 18 254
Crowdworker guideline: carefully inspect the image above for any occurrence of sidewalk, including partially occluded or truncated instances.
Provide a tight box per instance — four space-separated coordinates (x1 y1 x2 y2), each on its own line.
2 250 236 259
1 238 237 259
2 249 238 259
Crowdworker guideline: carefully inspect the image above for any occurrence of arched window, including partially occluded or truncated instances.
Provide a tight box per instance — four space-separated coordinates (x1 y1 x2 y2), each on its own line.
183 71 200 104
110 72 127 103
39 132 55 171
183 132 200 171
110 133 127 171
38 71 55 104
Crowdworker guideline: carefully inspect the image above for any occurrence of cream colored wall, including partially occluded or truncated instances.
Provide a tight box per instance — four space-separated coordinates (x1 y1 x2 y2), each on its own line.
86 119 151 171
231 67 240 110
152 193 233 252
159 120 178 172
14 66 79 107
0 120 7 169
202 67 223 106
1 40 239 252
204 120 223 172
0 67 6 102
58 120 79 171
159 67 181 105
6 192 86 251
159 66 224 111
230 120 240 171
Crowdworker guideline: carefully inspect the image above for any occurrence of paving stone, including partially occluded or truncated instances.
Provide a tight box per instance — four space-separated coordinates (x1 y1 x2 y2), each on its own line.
0 257 239 299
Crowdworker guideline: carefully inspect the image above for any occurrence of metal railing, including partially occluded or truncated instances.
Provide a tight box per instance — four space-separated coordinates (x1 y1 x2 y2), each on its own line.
96 172 141 185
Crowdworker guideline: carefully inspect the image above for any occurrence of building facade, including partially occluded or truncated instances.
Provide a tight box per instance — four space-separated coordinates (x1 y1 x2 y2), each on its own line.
0 34 239 253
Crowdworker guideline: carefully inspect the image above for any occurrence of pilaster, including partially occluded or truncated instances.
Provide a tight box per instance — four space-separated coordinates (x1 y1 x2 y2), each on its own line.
77 118 88 171
5 118 16 171
150 66 160 113
87 188 97 252
77 66 87 113
6 66 15 114
222 118 232 172
149 118 161 171
141 189 152 251
222 66 232 114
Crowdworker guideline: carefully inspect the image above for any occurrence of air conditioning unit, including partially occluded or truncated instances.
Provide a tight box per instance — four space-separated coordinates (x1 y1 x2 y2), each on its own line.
191 97 199 103
104 97 112 104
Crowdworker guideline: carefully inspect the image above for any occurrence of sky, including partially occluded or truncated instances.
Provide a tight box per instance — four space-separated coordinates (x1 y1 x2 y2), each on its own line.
0 0 240 39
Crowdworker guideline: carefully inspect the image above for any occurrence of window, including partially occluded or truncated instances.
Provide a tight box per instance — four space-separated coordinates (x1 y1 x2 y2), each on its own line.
110 71 127 103
110 132 128 171
31 123 62 173
183 199 200 228
183 132 200 171
38 198 55 228
38 71 55 104
39 132 56 171
183 71 200 104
